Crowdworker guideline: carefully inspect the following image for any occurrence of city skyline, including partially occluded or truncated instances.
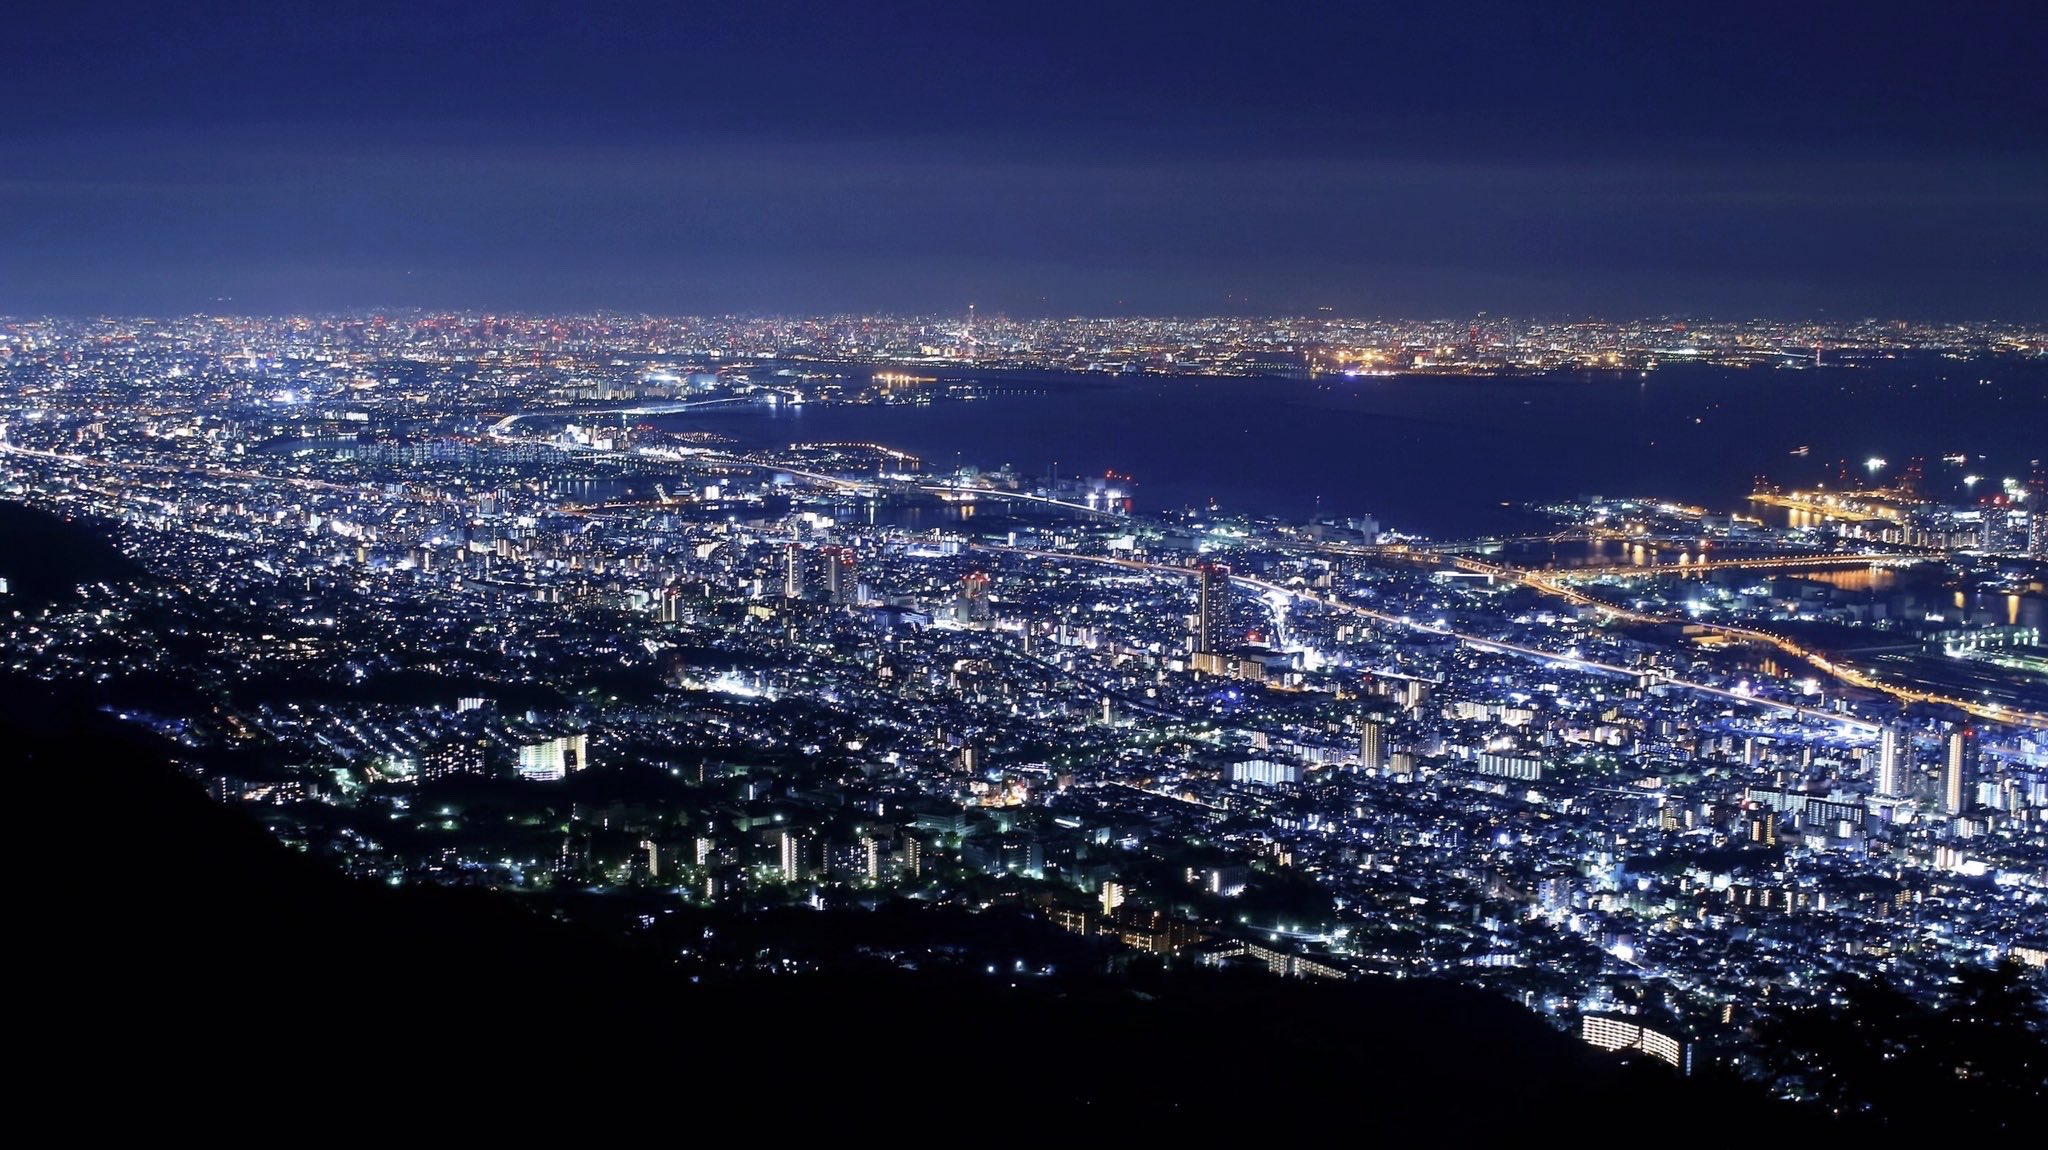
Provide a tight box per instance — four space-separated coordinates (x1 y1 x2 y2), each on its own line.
5 313 2042 1131
8 1 2043 1127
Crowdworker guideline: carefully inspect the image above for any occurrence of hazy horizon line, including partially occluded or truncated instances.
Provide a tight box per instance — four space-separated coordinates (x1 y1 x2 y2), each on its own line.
6 308 2044 328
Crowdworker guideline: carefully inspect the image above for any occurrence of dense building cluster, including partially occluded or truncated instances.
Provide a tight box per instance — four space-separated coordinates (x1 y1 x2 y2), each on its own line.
2 314 2043 1094
4 312 2043 387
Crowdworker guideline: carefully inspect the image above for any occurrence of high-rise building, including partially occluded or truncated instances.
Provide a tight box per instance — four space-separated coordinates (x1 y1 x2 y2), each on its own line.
1194 562 1229 654
782 542 805 599
1100 880 1126 914
1581 1016 1689 1074
517 733 589 782
823 549 853 604
959 571 990 622
1877 725 1906 798
1359 717 1387 773
1942 729 1970 816
778 828 811 884
1405 679 1430 714
421 739 488 782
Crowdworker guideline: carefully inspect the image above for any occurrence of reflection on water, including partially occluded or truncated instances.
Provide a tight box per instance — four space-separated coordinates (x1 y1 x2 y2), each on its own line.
855 501 975 529
1948 589 2040 629
1771 505 1880 533
543 478 646 502
1799 567 1903 593
670 360 2048 539
1789 570 2039 628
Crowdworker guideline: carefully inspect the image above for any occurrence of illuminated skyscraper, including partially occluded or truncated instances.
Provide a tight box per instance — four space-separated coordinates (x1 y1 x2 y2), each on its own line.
778 828 810 884
1360 717 1387 773
1194 562 1229 654
1100 880 1126 914
782 542 805 599
959 571 990 622
1405 679 1430 714
824 548 853 604
1943 730 1969 816
1877 725 1906 798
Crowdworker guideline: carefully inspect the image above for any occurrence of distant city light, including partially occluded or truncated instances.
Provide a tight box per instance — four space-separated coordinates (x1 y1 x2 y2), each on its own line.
1 309 2040 1121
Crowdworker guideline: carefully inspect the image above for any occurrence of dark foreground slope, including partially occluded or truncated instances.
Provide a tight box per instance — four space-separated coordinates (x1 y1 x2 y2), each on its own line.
0 500 148 609
15 683 1837 1135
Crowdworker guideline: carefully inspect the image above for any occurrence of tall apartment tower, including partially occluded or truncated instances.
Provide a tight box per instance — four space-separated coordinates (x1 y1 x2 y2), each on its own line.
960 571 991 622
1877 725 1906 798
1942 729 1970 816
824 550 852 604
782 542 805 599
1194 563 1229 654
1360 717 1387 774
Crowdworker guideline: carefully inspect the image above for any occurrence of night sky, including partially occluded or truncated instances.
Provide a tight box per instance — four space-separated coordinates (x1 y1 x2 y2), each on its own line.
4 1 2043 318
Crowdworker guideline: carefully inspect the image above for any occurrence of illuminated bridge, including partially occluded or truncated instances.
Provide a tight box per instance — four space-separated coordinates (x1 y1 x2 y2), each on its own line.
487 391 793 434
786 442 923 468
913 485 1125 519
1441 556 2043 728
1415 525 1637 553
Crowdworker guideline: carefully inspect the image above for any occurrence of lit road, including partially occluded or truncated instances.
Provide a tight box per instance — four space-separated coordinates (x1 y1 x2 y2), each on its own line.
487 389 801 433
24 417 2034 730
1446 556 2046 729
0 430 396 500
912 485 1121 518
974 543 1882 733
1550 552 1926 579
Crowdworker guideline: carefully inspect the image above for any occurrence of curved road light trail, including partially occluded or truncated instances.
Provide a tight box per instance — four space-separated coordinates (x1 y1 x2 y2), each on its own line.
975 543 1884 733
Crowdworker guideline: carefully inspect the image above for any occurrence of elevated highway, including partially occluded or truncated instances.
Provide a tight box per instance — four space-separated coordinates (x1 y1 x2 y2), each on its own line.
1551 552 1928 579
972 542 1881 732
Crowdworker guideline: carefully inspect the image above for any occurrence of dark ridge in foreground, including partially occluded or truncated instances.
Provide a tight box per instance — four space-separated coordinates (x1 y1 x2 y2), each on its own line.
20 681 1843 1133
0 500 147 608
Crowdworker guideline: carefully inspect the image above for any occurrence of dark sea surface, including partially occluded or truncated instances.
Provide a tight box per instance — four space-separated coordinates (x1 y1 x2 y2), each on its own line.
665 357 2047 539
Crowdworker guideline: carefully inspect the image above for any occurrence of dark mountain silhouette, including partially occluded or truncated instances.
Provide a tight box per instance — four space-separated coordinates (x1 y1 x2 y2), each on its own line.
4 502 1852 1131
0 501 147 609
17 679 1843 1134
1754 965 2045 1129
